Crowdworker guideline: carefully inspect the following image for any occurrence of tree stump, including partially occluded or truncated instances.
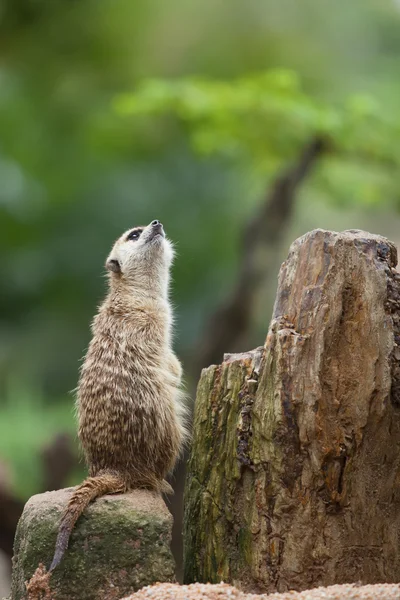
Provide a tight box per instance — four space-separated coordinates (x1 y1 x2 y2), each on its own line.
184 229 400 593
12 489 175 600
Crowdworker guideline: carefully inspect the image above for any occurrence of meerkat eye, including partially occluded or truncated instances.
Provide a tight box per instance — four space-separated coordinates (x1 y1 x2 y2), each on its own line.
127 230 141 241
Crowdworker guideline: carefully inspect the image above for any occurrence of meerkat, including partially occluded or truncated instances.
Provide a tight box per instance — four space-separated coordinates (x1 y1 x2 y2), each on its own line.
28 219 187 591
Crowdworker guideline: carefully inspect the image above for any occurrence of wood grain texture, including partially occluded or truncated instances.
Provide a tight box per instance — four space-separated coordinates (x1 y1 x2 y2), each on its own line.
184 229 400 593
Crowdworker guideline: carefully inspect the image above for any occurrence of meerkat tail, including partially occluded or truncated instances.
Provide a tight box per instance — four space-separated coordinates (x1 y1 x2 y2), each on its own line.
49 472 125 572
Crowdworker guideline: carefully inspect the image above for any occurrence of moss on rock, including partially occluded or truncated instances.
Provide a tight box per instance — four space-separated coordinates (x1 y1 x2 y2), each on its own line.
12 488 175 600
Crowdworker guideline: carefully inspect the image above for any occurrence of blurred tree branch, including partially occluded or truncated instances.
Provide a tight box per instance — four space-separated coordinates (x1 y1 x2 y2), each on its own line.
0 490 23 560
0 433 76 560
41 433 76 493
190 137 326 378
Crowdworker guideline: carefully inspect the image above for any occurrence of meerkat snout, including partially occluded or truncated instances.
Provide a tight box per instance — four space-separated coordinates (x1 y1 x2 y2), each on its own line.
105 220 173 278
148 219 165 240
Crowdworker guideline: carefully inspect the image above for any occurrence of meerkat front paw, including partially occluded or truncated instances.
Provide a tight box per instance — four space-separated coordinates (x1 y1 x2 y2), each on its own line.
168 354 183 385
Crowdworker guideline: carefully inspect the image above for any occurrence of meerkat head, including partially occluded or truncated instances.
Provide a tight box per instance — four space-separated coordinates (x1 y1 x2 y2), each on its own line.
106 220 174 296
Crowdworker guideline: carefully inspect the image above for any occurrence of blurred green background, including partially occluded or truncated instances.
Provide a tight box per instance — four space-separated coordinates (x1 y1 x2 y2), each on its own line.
2 0 400 591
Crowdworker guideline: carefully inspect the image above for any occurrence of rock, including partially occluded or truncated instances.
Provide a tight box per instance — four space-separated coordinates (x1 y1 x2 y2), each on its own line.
122 582 400 600
184 229 400 592
11 488 175 600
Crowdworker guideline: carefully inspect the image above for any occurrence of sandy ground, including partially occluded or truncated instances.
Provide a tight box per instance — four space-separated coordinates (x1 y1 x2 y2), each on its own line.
124 582 400 600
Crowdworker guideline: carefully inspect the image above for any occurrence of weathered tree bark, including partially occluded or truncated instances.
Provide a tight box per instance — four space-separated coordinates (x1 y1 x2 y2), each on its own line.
177 140 325 582
184 229 400 593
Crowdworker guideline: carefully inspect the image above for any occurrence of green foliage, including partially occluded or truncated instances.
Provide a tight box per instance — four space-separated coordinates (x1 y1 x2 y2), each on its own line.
1 0 400 501
0 380 81 498
113 71 400 209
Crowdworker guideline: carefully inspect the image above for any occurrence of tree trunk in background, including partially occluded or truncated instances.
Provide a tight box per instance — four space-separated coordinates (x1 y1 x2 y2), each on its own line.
184 229 400 593
190 138 325 379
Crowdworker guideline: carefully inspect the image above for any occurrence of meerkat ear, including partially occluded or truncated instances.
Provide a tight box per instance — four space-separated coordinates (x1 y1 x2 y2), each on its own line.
106 258 121 273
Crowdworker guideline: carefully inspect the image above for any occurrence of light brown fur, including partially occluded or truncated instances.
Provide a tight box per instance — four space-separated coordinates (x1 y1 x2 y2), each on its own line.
77 221 186 494
27 221 187 596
